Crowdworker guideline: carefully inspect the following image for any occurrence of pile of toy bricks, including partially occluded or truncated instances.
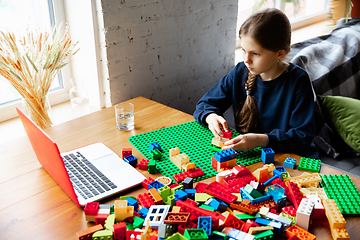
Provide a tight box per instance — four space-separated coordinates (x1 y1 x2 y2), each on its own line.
76 145 356 240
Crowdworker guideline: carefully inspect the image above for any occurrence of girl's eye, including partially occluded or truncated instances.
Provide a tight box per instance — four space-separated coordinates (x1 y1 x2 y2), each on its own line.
253 53 259 56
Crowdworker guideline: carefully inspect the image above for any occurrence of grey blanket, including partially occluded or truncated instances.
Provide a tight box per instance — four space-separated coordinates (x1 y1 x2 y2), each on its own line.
289 18 360 158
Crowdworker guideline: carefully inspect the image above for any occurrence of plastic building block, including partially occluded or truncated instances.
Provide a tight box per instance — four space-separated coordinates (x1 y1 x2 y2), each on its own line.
240 187 271 205
151 149 162 160
148 187 164 205
126 197 139 212
216 170 232 184
84 202 100 216
148 159 156 174
281 205 296 217
323 199 346 229
138 159 150 170
285 181 303 210
136 192 155 209
139 207 149 219
254 218 282 234
149 142 163 152
212 231 228 240
176 200 218 219
320 174 360 216
286 225 316 240
164 212 190 225
142 177 155 190
288 172 321 188
244 184 263 198
148 180 165 190
158 223 177 239
284 157 297 169
330 227 350 240
158 185 171 201
296 198 314 231
265 212 292 231
175 189 188 201
173 168 205 183
182 177 194 189
222 129 233 139
261 148 275 164
92 229 113 240
267 184 286 202
185 189 196 199
208 198 227 212
113 222 127 240
144 205 170 229
214 149 237 163
212 137 228 148
197 216 212 236
249 180 265 194
184 229 208 240
279 212 296 226
230 200 259 215
298 157 321 173
252 229 273 240
195 193 212 203
124 155 137 167
248 226 274 235
306 195 325 219
263 169 283 186
122 148 132 158
204 181 238 204
129 121 261 183
76 224 104 240
114 200 134 222
95 213 109 226
300 186 328 199
224 214 245 231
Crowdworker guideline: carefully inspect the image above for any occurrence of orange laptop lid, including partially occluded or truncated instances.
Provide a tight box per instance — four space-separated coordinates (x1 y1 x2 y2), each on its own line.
16 107 81 207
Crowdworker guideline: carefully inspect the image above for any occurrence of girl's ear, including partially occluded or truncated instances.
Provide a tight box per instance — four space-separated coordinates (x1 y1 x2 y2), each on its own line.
277 49 287 61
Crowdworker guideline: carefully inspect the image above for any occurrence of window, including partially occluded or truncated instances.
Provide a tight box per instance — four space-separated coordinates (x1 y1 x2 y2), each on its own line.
0 0 70 122
236 0 329 47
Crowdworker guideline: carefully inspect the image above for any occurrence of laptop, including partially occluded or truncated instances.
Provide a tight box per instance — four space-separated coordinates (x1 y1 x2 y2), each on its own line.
16 107 146 207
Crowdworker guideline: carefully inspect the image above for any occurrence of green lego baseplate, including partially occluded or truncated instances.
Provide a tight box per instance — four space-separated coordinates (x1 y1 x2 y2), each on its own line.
298 157 321 173
320 174 360 216
129 121 262 183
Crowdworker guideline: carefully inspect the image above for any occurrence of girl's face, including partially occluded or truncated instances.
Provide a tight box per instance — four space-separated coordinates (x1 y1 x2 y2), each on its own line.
240 35 285 81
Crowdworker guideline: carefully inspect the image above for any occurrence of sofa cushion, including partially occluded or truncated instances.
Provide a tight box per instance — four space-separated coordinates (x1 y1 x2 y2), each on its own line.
318 95 360 153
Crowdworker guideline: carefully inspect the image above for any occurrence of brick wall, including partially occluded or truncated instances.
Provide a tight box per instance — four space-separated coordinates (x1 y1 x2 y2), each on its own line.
101 0 237 115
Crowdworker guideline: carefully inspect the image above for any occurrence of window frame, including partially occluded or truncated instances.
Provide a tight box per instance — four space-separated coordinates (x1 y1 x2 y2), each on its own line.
0 0 72 122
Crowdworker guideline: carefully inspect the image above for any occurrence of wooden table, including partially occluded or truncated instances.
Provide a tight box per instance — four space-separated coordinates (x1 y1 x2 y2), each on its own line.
0 96 359 239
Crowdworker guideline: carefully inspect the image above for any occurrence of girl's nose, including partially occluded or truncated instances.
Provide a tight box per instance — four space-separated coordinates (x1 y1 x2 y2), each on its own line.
244 53 251 64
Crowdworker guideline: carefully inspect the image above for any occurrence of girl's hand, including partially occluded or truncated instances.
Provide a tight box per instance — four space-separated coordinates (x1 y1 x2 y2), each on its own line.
205 113 228 140
222 133 268 151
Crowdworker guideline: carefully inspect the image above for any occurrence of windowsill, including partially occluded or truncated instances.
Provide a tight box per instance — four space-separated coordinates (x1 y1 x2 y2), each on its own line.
0 101 98 145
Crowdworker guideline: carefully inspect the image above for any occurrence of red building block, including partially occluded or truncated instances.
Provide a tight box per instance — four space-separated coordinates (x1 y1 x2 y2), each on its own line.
286 181 303 210
194 183 208 193
164 212 190 225
113 222 127 240
169 183 180 189
222 129 233 139
138 159 150 170
242 219 260 233
231 165 252 177
122 148 132 158
224 214 245 231
173 167 205 183
176 200 218 218
137 192 155 209
84 202 100 216
204 181 237 204
282 205 297 217
95 213 109 226
142 177 155 190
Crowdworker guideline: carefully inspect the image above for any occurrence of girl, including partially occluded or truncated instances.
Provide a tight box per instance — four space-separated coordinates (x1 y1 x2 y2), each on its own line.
193 8 318 158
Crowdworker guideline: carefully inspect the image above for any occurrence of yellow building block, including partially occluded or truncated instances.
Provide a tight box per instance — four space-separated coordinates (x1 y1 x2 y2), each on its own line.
114 200 134 222
331 227 350 240
300 187 328 199
212 137 229 148
323 199 346 229
169 147 180 159
248 226 274 235
287 173 321 188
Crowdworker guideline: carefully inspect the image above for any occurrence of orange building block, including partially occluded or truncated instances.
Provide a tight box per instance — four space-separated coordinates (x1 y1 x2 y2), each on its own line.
149 188 164 205
76 224 104 240
330 227 350 240
286 225 316 240
114 200 134 222
323 199 346 229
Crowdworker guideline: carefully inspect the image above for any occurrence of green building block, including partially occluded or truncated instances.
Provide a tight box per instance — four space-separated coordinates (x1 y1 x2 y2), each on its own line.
244 184 263 198
104 214 115 231
92 229 113 240
148 159 156 174
253 229 274 240
320 174 360 216
110 205 114 214
125 221 134 230
236 213 256 220
132 216 145 229
171 185 183 194
195 193 212 202
298 157 321 173
129 121 262 183
158 186 171 201
151 148 162 160
166 233 189 240
280 212 296 225
184 229 208 240
199 204 215 212
165 194 175 206
211 231 228 240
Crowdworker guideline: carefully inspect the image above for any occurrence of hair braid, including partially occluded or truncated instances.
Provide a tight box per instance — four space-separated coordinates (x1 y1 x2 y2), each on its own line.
236 72 258 133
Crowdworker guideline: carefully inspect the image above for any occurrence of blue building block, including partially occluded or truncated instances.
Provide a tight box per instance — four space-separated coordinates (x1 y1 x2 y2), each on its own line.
267 184 287 205
139 207 149 219
261 148 275 164
263 169 283 186
149 142 163 152
148 180 165 190
126 197 139 212
184 189 196 199
214 149 237 163
284 157 297 169
227 228 241 239
124 155 137 167
174 189 188 201
275 167 286 173
240 187 271 204
198 216 212 236
255 217 282 236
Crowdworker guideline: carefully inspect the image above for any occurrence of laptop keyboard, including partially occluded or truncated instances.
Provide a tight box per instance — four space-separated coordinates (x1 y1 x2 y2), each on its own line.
62 152 117 200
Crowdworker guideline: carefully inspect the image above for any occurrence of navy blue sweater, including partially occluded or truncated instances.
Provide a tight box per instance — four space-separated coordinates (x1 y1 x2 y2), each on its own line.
194 62 319 158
